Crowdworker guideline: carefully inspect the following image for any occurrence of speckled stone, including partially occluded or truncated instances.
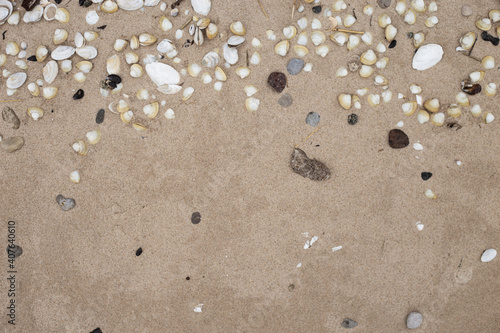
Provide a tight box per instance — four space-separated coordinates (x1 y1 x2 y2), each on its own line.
287 58 304 75
305 112 320 127
406 312 423 329
278 93 293 107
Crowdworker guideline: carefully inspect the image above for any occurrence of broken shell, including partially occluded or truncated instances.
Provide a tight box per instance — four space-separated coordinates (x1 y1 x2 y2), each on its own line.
69 170 80 183
470 104 482 117
293 45 309 57
244 85 259 97
404 9 416 25
73 72 86 83
367 94 380 107
53 28 68 45
430 112 444 126
484 113 494 124
424 98 440 113
352 95 361 108
310 31 326 46
428 1 437 12
235 66 251 79
26 107 43 120
0 54 6 66
188 63 202 77
378 13 391 28
130 35 139 50
6 41 19 56
360 49 377 65
227 35 245 47
475 18 492 31
28 82 40 96
338 94 351 109
101 0 118 13
54 7 69 23
76 46 98 60
223 43 238 64
230 21 245 36
245 97 260 112
484 83 497 97
158 16 173 32
311 18 322 30
481 56 495 70
411 0 426 12
469 70 485 83
6 72 27 89
275 40 290 56
425 16 438 28
139 33 157 46
74 32 85 48
106 55 120 75
84 31 99 42
214 66 227 81
136 88 149 100
332 0 347 12
206 23 218 39
157 84 182 95
417 110 430 123
86 10 99 25
72 139 88 156
359 65 374 78
375 57 389 69
23 5 43 23
374 75 389 86
489 9 500 23
7 10 19 25
316 45 329 57
385 24 397 42
361 32 373 45
86 129 102 144
376 42 386 53
283 26 297 39
412 44 443 71
116 99 129 113
410 84 422 94
15 60 27 70
344 14 356 28
61 60 72 72
297 32 308 45
213 81 222 91
117 0 144 11
251 37 261 47
76 60 93 73
425 189 437 199
51 45 75 60
395 0 406 15
120 110 133 124
182 87 194 101
130 64 144 78
330 32 348 46
447 104 461 118
413 32 425 48
202 51 220 67
125 52 139 64
143 102 159 119
402 101 418 116
43 3 56 21
362 4 373 15
42 86 58 99
201 72 212 84
456 92 470 107
43 60 58 84
164 108 175 119
297 17 307 30
132 123 147 131
114 38 128 52
197 18 210 30
249 51 261 64
382 91 392 103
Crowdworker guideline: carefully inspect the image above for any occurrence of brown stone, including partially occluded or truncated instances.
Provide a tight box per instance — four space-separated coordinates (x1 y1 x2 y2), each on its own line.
388 129 409 149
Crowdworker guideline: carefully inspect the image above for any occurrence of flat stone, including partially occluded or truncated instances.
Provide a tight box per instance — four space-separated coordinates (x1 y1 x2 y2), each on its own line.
191 212 201 224
461 5 472 17
341 318 358 328
2 107 20 129
56 194 76 211
278 93 293 107
388 129 409 149
1 136 24 153
377 0 392 9
305 112 320 127
407 311 423 329
96 109 105 124
287 58 304 75
267 72 287 93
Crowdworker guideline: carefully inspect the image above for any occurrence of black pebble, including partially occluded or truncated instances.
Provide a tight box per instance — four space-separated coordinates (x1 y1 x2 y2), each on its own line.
73 89 84 100
27 55 37 62
6 245 23 258
97 25 107 30
421 172 432 181
55 0 62 3
312 5 322 13
78 0 85 6
83 0 92 7
96 109 105 124
481 31 499 46
347 113 358 125
341 318 358 328
136 248 143 256
106 74 121 84
90 328 102 333
388 40 397 48
186 276 190 280
191 212 202 224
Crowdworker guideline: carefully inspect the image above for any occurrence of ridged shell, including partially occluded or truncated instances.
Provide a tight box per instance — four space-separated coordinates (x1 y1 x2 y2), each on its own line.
223 43 238 64
6 72 26 89
202 51 220 67
0 0 13 24
42 86 58 99
23 5 43 23
191 0 211 16
76 46 98 60
143 102 159 118
107 54 120 74
51 45 75 60
117 0 144 10
157 84 182 94
43 60 58 84
101 0 118 13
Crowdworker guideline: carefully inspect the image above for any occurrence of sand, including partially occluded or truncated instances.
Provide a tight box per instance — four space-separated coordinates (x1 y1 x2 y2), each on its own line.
1 0 499 331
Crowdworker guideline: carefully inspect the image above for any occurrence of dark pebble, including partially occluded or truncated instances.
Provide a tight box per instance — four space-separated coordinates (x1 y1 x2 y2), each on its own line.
267 72 287 93
186 276 190 280
55 0 62 3
388 129 409 149
377 0 392 9
347 113 358 125
90 329 102 333
83 0 92 7
96 109 105 124
407 32 414 39
106 74 121 86
56 194 76 211
388 40 397 48
278 93 293 107
73 89 84 100
191 212 202 224
305 112 320 127
97 25 107 30
6 245 23 258
290 148 331 181
481 31 499 46
21 0 38 11
341 318 358 328
461 82 481 95
2 106 20 129
288 284 295 291
421 172 432 181
136 247 143 256
27 55 37 61
287 58 304 75
312 5 322 13
78 0 85 5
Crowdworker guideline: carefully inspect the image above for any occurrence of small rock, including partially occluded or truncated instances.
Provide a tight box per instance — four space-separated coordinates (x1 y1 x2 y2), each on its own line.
1 137 24 153
27 55 37 62
6 245 23 258
191 212 201 224
461 5 472 17
136 247 143 256
21 0 38 11
312 5 322 13
406 311 423 329
481 249 497 263
290 148 330 181
96 109 105 124
305 112 320 127
278 93 293 107
388 129 409 149
287 58 304 75
90 328 102 333
56 194 76 211
421 172 432 181
2 107 20 129
73 89 85 100
388 40 397 48
288 284 295 291
347 113 358 125
481 31 500 46
377 0 392 9
341 318 358 328
267 72 287 93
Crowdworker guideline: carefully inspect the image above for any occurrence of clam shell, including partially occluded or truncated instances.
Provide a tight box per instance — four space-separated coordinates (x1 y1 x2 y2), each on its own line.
191 0 211 16
159 16 173 31
7 10 19 25
206 23 218 39
27 107 44 120
51 45 75 60
139 33 157 46
53 28 68 45
75 32 85 48
202 51 220 67
76 46 98 60
145 62 181 86
214 66 227 81
0 0 13 24
125 52 139 64
54 8 69 23
227 36 245 47
43 60 58 84
143 102 159 118
42 86 58 99
117 0 144 10
157 39 175 54
101 0 118 13
223 43 238 64
144 0 160 6
43 3 56 21
130 64 144 77
230 21 245 36
157 84 182 94
84 31 98 42
114 38 128 51
107 54 120 74
76 60 93 73
36 45 49 62
23 5 43 23
86 10 99 25
412 44 443 71
6 72 27 89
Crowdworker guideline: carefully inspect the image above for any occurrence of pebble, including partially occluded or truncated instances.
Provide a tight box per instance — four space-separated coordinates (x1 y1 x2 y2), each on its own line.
481 31 500 46
287 58 304 75
278 93 293 107
377 0 392 9
1 137 24 153
305 112 320 127
481 249 497 263
136 247 143 256
27 55 37 62
6 245 23 258
388 40 397 49
312 5 322 13
290 148 330 181
73 89 84 100
90 328 102 333
2 107 20 129
56 194 76 211
347 113 358 125
406 311 423 329
421 172 432 181
388 129 409 149
267 72 287 93
341 318 358 328
96 109 105 124
191 212 201 224
461 5 472 17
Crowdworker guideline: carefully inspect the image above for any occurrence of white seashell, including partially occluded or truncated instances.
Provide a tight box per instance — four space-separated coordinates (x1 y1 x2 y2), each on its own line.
0 54 6 66
470 104 482 117
475 18 492 31
297 32 308 45
206 23 218 39
202 51 219 67
344 14 356 27
76 61 92 73
251 38 262 47
382 90 392 103
74 32 85 48
316 45 329 57
114 38 128 52
363 4 373 15
159 16 173 31
311 18 322 30
189 24 196 36
484 113 494 124
223 43 238 65
367 94 380 107
245 97 260 112
378 13 391 28
347 35 360 51
412 44 443 71
374 75 388 86
27 107 44 120
146 62 181 86
235 66 251 79
332 0 346 12
157 84 182 95
275 40 290 56
481 56 495 70
297 17 307 30
331 32 347 46
425 16 438 28
144 0 159 6
230 21 245 36
375 57 389 69
139 33 157 46
336 67 348 77
358 89 369 98
136 88 149 100
107 55 120 75
376 42 386 53
42 86 58 99
191 0 211 16
7 10 19 25
310 31 325 46
481 249 497 262
404 9 416 25
117 0 144 10
6 88 17 96
395 0 406 15
28 82 39 96
244 85 258 97
2 69 11 77
15 60 27 70
455 92 469 107
213 81 223 91
43 3 57 21
283 26 297 39
6 72 26 89
143 102 159 118
249 51 261 65
76 46 98 60
201 73 212 84
54 8 69 23
460 32 475 50
182 87 194 101
51 45 75 60
228 36 245 47
125 52 139 64
266 30 276 41
74 72 86 83
23 5 43 23
484 83 497 97
86 10 99 25
410 84 422 94
164 108 175 119
43 60 58 84
101 0 118 13
385 24 397 42
413 32 425 48
361 32 373 45
188 63 201 77
70 171 81 183
411 0 425 12
130 64 144 77
214 66 227 81
53 28 68 45
175 29 183 40
6 41 19 56
36 79 44 86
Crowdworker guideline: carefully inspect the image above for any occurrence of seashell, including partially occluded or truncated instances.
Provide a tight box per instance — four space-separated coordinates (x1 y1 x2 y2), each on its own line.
101 0 118 13
28 82 40 96
351 95 361 108
164 108 175 119
139 33 157 46
424 98 440 112
43 3 57 21
201 73 212 84
455 92 469 107
202 51 219 67
74 32 85 48
338 94 351 109
0 0 13 23
130 64 144 78
114 38 128 52
361 32 373 45
297 32 308 45
130 35 139 49
344 14 356 28
363 4 373 15
447 104 461 118
283 26 297 39
404 9 416 25
69 171 80 183
425 16 438 28
0 54 5 66
244 85 258 97
297 17 307 30
107 54 120 74
189 24 196 36
311 18 322 30
378 13 391 28
293 45 308 57
430 112 444 126
51 45 75 60
53 28 68 45
2 69 11 77
7 10 19 25
60 61 72 74
316 45 329 57
235 66 251 79
481 248 497 262
6 41 19 55
213 81 222 91
385 24 397 42
413 32 425 48
230 21 245 36
15 60 27 70
469 70 484 83
360 49 377 65
310 31 325 46
223 42 238 64
6 72 26 89
359 65 373 77
116 99 129 113
347 35 360 51
489 9 500 23
54 8 69 23
475 18 491 31
245 97 260 112
76 46 98 60
374 75 388 86
460 32 475 50
206 23 218 39
193 27 204 45
481 56 495 70
157 84 182 94
381 91 392 103
375 57 389 69
411 0 425 12
188 63 201 77
76 60 93 73
402 101 417 116
73 72 86 83
484 113 494 124
117 0 144 10
182 87 194 101
159 16 173 31
417 110 429 123
42 86 58 99
367 94 380 107
266 30 276 41
120 110 133 124
86 10 99 25
332 0 346 12
23 5 43 23
145 62 181 86
484 83 497 97
143 102 159 119
132 123 147 131
191 0 211 16
470 104 482 117
6 88 17 96
375 42 386 53
410 84 422 94
227 36 245 47
395 0 406 15
330 32 347 46
27 107 44 120
412 44 443 71
214 66 227 81
43 60 58 84
136 89 149 100
125 52 139 64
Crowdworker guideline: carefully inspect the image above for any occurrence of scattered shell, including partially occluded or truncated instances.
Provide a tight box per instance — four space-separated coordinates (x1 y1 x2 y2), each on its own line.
130 35 139 49
244 85 258 97
455 92 470 107
76 60 93 73
139 33 157 46
84 31 99 42
425 16 438 28
413 32 425 48
275 40 290 56
297 17 307 30
74 32 85 48
375 57 389 69
360 49 377 65
297 32 308 45
73 72 86 83
470 104 482 117
23 5 44 23
53 28 68 45
54 7 70 23
417 110 429 123
245 97 260 112
311 18 322 30
481 56 495 70
283 26 297 40
43 3 57 21
249 51 261 64
235 66 251 79
363 4 373 15
51 45 75 60
188 63 202 77
227 35 245 47
412 44 443 71
6 72 26 89
315 45 329 57
76 46 98 60
385 24 397 42
165 108 175 119
72 139 89 156
230 21 245 36
338 94 351 109
7 10 19 25
404 9 416 25
43 61 58 84
28 82 40 96
42 86 58 99
106 55 120 75
376 42 386 53
130 64 144 78
223 42 238 64
367 94 380 107
86 10 99 25
101 0 118 13
489 9 500 23
266 30 276 41
69 171 81 183
120 110 133 124
475 18 492 31
378 13 391 28
359 65 374 78
481 249 497 262
361 32 373 45
484 112 494 124
293 45 308 57
469 70 485 83
310 31 326 46
191 0 211 16
114 38 128 52
143 102 159 119
331 32 348 46
6 41 19 56
344 14 356 27
395 0 406 15
430 112 445 126
206 23 218 39
484 83 497 97
213 81 222 91
214 66 227 81
125 52 139 64
182 87 194 101
447 104 461 118
424 98 440 113
117 0 144 11
251 37 262 47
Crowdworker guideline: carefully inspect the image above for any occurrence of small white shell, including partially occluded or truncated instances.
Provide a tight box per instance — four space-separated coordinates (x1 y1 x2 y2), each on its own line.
85 10 99 25
76 46 98 60
6 72 27 89
481 249 497 262
43 60 58 84
51 45 75 60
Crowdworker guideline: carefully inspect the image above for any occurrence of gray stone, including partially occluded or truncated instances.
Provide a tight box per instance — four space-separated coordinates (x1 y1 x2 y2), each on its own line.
341 318 358 328
287 58 304 75
56 194 76 211
406 311 423 329
2 107 20 129
461 5 472 17
305 112 320 127
278 93 293 107
377 0 392 9
1 137 24 153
